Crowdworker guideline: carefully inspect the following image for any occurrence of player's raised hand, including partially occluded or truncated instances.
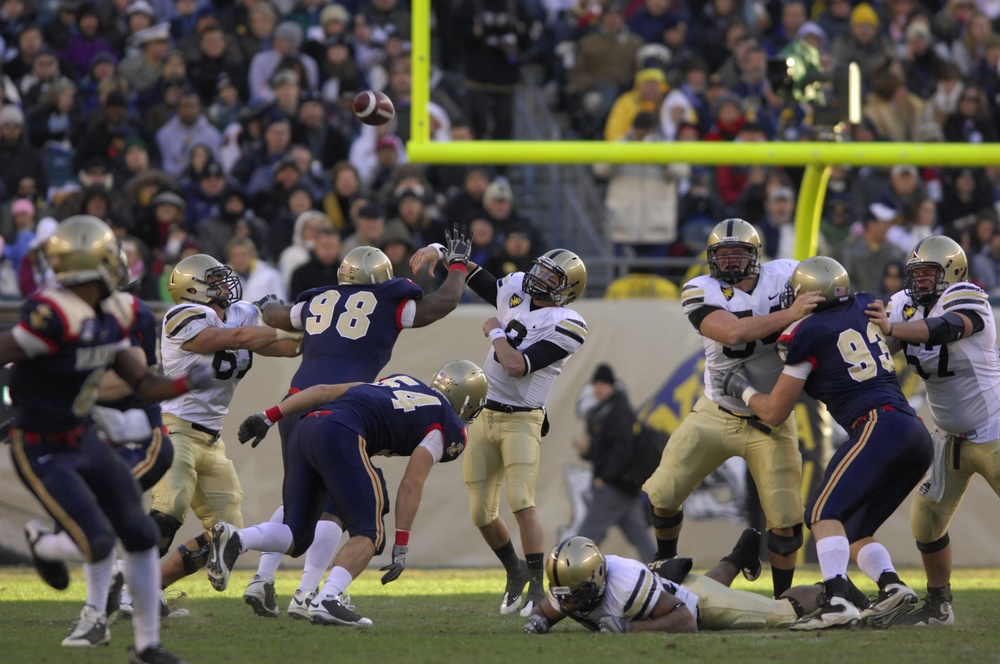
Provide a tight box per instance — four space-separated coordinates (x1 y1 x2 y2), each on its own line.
786 290 824 320
409 245 443 276
444 225 472 267
239 413 271 448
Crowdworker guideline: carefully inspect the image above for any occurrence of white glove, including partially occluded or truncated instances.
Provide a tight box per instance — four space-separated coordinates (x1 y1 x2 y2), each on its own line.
523 614 550 634
598 616 633 633
92 406 153 444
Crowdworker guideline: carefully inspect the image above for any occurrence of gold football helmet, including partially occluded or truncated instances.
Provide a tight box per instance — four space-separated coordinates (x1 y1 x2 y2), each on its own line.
706 218 762 283
430 359 488 424
45 215 124 294
523 249 587 306
780 256 851 309
167 254 242 307
904 235 968 305
546 537 607 614
338 246 394 285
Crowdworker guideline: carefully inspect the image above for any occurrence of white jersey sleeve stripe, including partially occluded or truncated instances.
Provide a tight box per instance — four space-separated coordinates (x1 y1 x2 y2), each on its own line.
622 570 659 620
165 312 207 339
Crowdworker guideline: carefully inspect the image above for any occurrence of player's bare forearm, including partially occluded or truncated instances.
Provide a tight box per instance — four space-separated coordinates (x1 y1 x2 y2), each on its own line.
254 338 302 357
182 326 291 354
394 448 433 532
262 305 295 331
274 382 363 416
746 374 803 427
639 605 697 633
412 270 464 328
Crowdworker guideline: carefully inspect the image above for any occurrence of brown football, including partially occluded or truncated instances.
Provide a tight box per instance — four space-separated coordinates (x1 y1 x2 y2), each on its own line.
353 90 395 126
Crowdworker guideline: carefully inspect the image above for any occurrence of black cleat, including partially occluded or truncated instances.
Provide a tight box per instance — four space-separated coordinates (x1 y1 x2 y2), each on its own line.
25 520 69 590
500 560 529 615
128 643 188 664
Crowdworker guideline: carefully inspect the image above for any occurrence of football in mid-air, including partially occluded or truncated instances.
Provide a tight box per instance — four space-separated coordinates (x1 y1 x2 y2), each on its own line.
353 90 395 126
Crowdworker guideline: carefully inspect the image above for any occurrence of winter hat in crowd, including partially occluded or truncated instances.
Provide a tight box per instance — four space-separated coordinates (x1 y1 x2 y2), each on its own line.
851 3 879 27
592 364 616 385
274 22 304 51
12 199 35 217
0 105 25 126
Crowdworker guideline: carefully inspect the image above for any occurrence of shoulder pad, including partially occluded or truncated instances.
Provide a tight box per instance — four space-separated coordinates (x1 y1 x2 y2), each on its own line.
940 282 990 314
33 287 96 338
101 292 138 332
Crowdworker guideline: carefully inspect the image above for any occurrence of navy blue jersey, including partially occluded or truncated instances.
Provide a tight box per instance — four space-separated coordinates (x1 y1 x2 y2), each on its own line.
290 280 424 390
777 293 913 429
319 374 467 461
9 289 133 434
99 297 162 428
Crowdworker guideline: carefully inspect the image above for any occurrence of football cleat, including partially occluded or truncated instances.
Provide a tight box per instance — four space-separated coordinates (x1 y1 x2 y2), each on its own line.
896 587 955 626
308 594 372 627
789 596 860 631
127 643 188 664
244 575 279 618
105 566 125 624
287 588 317 620
61 605 110 647
206 522 242 592
500 560 529 615
860 583 919 628
25 520 70 590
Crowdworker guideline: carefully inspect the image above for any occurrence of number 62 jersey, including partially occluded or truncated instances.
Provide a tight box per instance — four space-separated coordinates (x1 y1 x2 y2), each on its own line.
159 300 260 431
886 282 1000 440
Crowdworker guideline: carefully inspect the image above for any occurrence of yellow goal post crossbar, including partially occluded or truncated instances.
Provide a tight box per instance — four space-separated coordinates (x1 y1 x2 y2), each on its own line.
407 0 1000 260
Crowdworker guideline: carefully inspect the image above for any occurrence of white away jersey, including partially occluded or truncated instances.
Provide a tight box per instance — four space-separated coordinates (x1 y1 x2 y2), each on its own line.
484 272 587 408
681 259 797 415
159 300 260 430
887 283 1000 440
550 555 698 631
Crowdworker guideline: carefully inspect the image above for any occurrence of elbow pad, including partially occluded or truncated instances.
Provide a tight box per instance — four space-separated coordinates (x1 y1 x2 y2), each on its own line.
924 312 969 345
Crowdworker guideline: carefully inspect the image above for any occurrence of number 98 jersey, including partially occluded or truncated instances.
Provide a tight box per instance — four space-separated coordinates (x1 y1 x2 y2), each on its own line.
681 260 796 415
160 300 259 431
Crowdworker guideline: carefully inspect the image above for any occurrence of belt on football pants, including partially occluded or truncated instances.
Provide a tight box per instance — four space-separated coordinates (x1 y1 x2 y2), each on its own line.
190 422 221 442
849 405 899 431
717 405 772 435
485 399 542 414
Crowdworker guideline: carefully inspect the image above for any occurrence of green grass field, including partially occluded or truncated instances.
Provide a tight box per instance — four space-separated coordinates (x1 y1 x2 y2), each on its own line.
2 566 999 663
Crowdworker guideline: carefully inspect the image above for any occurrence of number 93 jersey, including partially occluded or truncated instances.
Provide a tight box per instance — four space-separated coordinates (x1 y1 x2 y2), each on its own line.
159 300 260 431
681 260 797 415
887 282 1000 440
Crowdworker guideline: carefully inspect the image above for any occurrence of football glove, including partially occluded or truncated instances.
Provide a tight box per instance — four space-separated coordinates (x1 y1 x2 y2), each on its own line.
712 367 751 401
444 225 472 266
253 293 284 317
239 413 271 448
184 363 215 391
379 544 408 584
92 406 153 444
599 616 633 633
523 614 550 635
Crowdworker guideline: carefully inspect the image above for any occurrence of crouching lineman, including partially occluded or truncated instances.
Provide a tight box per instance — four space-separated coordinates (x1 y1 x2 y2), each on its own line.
11 216 215 664
206 360 489 627
521 531 827 635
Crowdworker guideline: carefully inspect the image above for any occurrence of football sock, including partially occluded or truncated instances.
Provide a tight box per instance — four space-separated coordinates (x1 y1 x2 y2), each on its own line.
525 553 544 587
846 576 872 610
856 542 896 588
815 536 850 586
299 520 343 592
84 553 115 612
239 522 292 554
255 506 286 581
34 530 87 562
492 540 521 576
771 567 795 597
124 547 161 653
654 536 678 560
320 566 353 599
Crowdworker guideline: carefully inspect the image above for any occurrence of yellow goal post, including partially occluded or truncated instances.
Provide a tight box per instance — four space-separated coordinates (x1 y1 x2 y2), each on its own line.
407 0 1000 260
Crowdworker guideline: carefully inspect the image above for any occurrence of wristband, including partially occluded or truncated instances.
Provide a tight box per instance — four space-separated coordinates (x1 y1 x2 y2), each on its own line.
264 405 284 425
276 328 303 341
449 262 468 274
489 328 507 343
740 385 759 405
429 243 445 261
171 376 190 395
395 529 410 546
887 323 894 337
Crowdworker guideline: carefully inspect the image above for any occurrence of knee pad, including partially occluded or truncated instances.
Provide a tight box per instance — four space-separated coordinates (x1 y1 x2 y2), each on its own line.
767 524 803 556
917 532 950 554
150 510 184 557
648 505 683 530
178 533 210 576
506 479 534 514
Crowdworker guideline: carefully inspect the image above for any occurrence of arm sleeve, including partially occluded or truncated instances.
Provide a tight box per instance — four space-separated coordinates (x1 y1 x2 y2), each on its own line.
521 339 570 373
416 427 445 463
465 266 499 307
289 301 306 330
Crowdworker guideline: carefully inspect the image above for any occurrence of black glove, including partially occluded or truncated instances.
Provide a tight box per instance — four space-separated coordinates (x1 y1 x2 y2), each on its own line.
184 363 215 391
253 293 284 316
444 225 472 266
379 543 408 584
523 614 550 634
599 616 633 633
239 413 271 448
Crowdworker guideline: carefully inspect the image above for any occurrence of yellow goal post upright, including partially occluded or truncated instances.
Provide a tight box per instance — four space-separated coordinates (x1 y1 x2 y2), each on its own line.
407 0 1000 261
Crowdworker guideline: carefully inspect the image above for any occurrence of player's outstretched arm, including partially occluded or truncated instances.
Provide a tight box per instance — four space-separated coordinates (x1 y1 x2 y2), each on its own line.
700 290 824 347
253 338 303 357
115 349 215 402
181 325 301 354
260 304 296 331
412 227 473 327
720 369 805 428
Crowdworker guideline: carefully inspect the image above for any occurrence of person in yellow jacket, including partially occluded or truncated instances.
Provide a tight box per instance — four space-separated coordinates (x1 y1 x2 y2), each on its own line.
603 68 669 141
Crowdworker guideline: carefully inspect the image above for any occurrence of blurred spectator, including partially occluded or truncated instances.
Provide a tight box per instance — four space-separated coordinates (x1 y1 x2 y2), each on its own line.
626 0 680 44
248 20 318 101
951 11 996 77
289 226 341 299
322 160 363 233
156 89 222 178
971 230 1000 303
888 196 938 254
384 188 446 249
18 215 57 296
278 209 332 291
145 190 187 254
842 203 907 294
65 2 114 80
6 23 45 85
120 22 172 96
756 185 796 260
197 185 269 262
569 1 643 138
73 89 161 173
0 106 47 205
316 33 366 108
182 161 227 226
264 179 316 260
830 2 894 88
603 67 668 142
939 167 995 233
961 208 998 257
466 216 497 268
881 164 929 215
863 70 925 142
943 85 997 143
596 111 688 264
341 202 386 254
483 224 534 278
873 259 906 302
4 198 36 278
816 0 853 43
604 268 680 299
20 47 72 110
453 0 536 141
695 0 744 73
43 0 78 54
186 24 248 104
481 176 542 249
225 235 286 303
443 166 491 227
302 4 351 67
26 79 78 149
232 116 292 186
901 19 950 100
293 93 350 170
924 62 963 126
659 89 697 140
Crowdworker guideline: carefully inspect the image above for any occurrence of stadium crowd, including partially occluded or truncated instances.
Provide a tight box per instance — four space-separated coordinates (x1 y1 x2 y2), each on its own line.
0 0 997 305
